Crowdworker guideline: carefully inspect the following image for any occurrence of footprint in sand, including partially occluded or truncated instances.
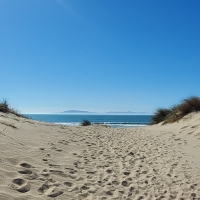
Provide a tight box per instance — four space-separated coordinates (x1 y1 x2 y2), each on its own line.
181 126 188 129
58 140 69 145
46 153 51 158
10 178 30 193
121 178 132 187
49 169 67 177
41 169 50 177
38 180 63 197
80 185 90 191
106 169 113 174
64 181 74 187
18 162 38 180
123 171 130 176
20 163 32 168
51 146 63 152
192 125 199 129
18 169 32 175
56 149 63 152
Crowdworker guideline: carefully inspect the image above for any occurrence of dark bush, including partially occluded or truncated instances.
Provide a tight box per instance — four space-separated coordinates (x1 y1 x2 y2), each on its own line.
0 99 10 113
182 96 200 112
81 120 91 126
151 108 171 124
151 96 200 125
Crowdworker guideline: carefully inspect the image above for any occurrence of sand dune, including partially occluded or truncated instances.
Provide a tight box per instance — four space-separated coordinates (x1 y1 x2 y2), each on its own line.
0 112 200 199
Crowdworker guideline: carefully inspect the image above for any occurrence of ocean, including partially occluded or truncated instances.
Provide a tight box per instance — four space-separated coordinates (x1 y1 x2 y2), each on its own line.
25 114 152 128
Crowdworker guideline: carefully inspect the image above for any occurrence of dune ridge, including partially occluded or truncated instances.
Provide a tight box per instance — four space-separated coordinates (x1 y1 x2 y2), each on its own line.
0 112 200 199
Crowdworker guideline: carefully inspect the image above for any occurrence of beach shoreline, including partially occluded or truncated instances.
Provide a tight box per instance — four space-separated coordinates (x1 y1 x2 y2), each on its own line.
0 112 200 199
25 114 152 128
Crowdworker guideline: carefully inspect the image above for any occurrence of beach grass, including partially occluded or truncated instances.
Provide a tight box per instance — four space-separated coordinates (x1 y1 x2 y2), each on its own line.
151 96 200 124
151 108 171 124
0 99 10 113
0 99 27 118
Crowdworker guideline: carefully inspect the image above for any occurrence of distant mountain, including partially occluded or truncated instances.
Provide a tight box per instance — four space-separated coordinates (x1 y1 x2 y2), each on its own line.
61 110 150 114
62 110 93 113
106 111 147 114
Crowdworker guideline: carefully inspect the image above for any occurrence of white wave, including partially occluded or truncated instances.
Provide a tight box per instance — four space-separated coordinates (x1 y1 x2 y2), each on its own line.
108 124 147 128
54 122 80 126
54 122 147 128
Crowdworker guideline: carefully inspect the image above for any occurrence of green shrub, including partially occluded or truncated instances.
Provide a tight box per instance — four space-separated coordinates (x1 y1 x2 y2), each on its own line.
81 120 91 126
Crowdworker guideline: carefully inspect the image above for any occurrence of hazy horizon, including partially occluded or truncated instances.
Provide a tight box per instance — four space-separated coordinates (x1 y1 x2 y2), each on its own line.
24 110 153 115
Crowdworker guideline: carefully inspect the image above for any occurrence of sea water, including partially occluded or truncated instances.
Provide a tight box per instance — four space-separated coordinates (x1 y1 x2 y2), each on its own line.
25 114 152 128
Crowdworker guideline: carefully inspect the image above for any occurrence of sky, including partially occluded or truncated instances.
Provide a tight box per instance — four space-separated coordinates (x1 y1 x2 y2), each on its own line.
0 0 200 114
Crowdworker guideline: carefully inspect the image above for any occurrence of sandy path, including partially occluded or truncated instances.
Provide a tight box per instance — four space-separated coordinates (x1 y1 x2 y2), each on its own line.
0 113 200 199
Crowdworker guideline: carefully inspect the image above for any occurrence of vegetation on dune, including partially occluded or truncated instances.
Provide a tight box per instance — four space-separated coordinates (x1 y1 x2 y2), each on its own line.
0 99 26 118
0 99 9 113
151 96 200 125
81 120 91 126
151 108 171 124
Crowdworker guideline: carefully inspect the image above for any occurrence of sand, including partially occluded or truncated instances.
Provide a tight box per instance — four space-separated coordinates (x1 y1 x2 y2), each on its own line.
0 112 200 199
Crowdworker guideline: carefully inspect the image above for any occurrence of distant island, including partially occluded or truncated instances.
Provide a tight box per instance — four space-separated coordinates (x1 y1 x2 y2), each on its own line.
106 111 147 114
61 110 149 114
62 110 93 114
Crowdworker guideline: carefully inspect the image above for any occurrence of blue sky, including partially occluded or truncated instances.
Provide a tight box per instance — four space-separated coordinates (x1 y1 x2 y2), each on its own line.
0 0 200 114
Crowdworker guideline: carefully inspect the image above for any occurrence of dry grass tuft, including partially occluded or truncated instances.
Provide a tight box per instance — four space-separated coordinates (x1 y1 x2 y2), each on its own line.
0 99 27 118
0 99 9 113
151 108 171 124
151 96 200 125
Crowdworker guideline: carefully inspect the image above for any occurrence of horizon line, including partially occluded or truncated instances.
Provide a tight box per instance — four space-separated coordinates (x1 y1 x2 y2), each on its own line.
24 112 153 115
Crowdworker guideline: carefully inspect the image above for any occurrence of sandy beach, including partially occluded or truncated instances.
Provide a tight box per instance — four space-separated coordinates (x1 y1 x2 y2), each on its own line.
0 112 200 199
